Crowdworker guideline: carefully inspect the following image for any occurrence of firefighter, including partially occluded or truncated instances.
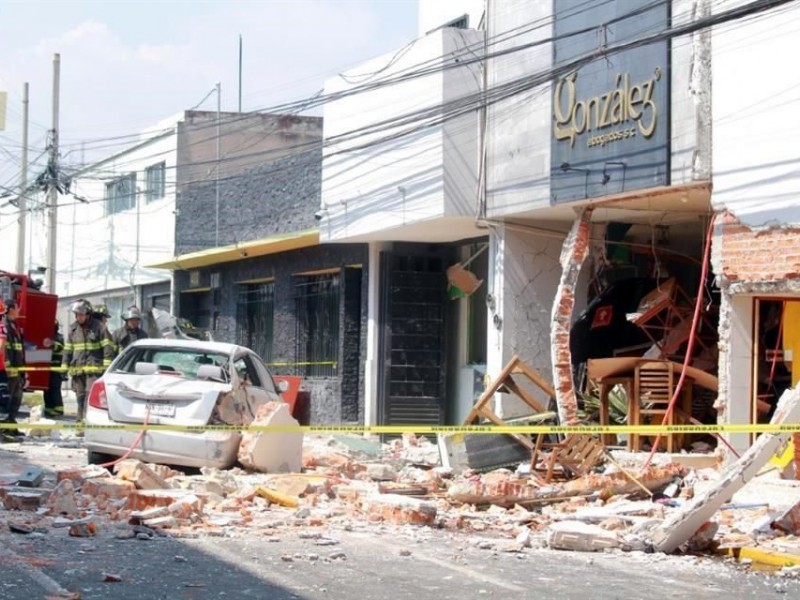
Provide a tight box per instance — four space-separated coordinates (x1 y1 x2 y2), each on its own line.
43 319 65 418
92 304 111 328
1 298 25 441
112 306 148 352
0 299 16 442
61 299 114 423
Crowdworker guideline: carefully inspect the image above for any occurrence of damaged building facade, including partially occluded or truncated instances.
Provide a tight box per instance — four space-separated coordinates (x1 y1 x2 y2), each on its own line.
710 0 800 453
483 0 716 440
319 0 800 454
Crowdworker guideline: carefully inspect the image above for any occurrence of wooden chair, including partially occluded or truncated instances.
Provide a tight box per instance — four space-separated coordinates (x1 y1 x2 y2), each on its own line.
531 434 606 483
630 360 693 452
463 355 555 450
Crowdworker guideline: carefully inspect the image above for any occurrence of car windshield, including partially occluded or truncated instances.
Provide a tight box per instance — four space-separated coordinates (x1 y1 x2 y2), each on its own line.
112 346 229 380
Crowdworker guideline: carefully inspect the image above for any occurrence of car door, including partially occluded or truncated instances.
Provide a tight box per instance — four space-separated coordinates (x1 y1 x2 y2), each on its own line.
232 352 273 421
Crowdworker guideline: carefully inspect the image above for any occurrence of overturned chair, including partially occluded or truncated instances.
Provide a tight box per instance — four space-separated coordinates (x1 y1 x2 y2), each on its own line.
464 355 605 482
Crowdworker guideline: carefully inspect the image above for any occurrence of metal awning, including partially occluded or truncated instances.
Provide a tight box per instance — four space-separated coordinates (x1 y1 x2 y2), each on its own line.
146 229 319 271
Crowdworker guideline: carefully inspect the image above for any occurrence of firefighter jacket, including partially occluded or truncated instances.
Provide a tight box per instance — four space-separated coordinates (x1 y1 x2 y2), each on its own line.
51 330 64 367
61 318 115 376
112 326 148 353
0 316 25 378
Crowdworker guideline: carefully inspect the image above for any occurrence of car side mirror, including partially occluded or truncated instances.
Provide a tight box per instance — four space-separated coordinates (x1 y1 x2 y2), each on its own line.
276 379 289 393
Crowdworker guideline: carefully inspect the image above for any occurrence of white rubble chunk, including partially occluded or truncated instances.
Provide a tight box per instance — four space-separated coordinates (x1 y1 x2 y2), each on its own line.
238 402 303 473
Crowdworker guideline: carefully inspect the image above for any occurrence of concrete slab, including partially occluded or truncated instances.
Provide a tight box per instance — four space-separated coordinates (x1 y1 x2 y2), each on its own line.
547 521 624 552
648 385 800 554
238 402 303 473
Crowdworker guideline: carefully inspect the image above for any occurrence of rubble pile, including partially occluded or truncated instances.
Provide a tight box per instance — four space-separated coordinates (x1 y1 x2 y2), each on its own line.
3 386 800 575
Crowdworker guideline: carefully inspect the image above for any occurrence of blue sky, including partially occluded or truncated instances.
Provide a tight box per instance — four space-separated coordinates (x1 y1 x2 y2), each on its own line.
0 0 418 181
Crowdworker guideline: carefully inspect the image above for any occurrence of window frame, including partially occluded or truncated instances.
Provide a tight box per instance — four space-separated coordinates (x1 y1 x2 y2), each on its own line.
235 281 275 365
105 172 137 215
145 161 166 202
294 272 340 378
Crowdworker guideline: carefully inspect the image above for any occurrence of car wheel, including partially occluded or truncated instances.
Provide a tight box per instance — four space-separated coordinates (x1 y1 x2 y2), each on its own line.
87 450 116 466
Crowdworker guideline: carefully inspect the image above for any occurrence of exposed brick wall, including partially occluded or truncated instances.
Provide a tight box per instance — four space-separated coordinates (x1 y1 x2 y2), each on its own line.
718 214 800 283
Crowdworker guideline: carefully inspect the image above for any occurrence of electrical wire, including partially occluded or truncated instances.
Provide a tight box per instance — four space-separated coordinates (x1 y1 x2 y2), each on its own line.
640 213 716 471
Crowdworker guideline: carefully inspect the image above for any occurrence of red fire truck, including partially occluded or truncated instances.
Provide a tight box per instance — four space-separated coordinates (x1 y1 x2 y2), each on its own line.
0 271 59 391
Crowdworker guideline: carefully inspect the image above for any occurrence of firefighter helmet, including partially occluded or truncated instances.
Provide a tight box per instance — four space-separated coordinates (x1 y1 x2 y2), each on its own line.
70 299 92 315
122 306 143 320
93 304 111 318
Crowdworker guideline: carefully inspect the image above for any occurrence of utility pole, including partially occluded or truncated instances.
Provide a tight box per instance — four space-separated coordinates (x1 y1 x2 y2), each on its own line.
238 35 243 112
46 53 60 293
16 82 29 274
215 82 221 247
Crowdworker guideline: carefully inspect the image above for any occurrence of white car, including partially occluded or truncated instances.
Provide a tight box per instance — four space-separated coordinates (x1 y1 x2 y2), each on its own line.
85 338 287 469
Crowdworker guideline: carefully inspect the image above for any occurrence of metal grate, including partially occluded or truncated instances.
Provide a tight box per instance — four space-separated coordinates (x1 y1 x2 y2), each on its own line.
236 283 274 363
294 273 339 377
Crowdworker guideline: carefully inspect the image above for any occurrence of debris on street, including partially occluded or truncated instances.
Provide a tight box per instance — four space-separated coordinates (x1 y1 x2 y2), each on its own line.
1 384 800 581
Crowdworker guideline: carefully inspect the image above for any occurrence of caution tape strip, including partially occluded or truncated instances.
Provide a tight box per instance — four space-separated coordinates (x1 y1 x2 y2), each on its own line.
4 422 800 434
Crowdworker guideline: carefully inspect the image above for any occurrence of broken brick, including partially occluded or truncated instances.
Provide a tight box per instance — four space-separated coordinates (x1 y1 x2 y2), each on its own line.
82 478 136 499
128 489 207 512
47 479 79 517
114 459 169 490
359 494 437 526
142 516 177 529
57 465 111 485
69 522 97 537
3 490 50 511
167 494 203 519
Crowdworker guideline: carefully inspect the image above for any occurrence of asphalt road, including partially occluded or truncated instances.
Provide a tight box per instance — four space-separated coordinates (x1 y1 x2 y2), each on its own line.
2 437 800 599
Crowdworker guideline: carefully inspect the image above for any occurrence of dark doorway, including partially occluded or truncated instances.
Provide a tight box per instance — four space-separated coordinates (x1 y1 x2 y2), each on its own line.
378 251 448 428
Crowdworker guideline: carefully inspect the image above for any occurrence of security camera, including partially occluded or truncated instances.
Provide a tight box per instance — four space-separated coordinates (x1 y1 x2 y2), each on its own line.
314 209 327 221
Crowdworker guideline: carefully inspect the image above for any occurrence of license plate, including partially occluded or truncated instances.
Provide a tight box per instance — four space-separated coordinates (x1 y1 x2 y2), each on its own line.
146 402 175 417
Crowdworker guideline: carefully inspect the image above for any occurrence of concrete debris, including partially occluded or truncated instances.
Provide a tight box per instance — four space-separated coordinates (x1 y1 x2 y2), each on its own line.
238 402 304 473
648 385 800 553
47 479 79 517
359 494 438 526
114 459 170 489
8 399 800 571
68 522 97 537
547 520 625 552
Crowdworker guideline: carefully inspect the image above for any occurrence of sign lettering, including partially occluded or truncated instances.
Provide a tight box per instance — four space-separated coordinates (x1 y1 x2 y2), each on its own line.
553 67 662 148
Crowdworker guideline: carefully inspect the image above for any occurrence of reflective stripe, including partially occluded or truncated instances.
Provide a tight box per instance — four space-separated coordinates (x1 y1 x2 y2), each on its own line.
67 365 105 375
69 342 104 351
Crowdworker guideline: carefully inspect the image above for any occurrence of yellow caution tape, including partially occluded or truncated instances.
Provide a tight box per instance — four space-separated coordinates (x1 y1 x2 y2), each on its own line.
5 422 800 434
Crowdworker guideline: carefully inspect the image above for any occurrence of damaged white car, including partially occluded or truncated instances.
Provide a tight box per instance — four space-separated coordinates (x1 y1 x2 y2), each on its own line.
84 339 287 468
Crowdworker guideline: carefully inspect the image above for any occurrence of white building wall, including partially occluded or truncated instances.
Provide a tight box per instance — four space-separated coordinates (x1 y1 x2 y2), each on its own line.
711 0 800 227
321 28 482 242
486 224 568 417
43 132 176 299
485 0 553 217
418 0 485 35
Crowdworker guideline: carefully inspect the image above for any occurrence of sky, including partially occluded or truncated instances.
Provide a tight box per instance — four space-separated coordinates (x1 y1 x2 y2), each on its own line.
0 0 419 187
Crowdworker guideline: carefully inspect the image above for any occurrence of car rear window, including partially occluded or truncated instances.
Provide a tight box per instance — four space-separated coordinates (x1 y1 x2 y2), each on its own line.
113 347 229 380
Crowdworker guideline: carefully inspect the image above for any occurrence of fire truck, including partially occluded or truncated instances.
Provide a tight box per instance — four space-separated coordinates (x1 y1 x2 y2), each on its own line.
0 271 59 391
